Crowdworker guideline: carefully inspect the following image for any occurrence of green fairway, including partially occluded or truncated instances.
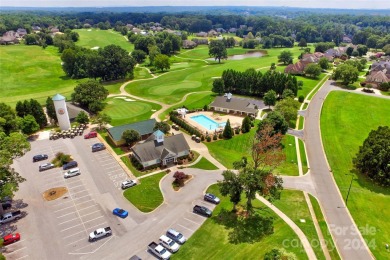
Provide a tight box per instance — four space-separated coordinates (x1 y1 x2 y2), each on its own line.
206 128 298 176
189 157 218 170
0 45 81 106
273 190 326 260
74 29 134 52
103 97 161 126
172 185 308 259
123 172 165 212
321 91 390 259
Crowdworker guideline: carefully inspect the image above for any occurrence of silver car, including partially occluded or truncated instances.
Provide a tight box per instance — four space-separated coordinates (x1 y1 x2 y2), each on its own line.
121 180 137 189
39 163 55 172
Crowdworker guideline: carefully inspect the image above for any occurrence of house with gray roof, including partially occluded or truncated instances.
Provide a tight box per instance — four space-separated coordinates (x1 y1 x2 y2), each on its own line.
132 130 190 169
209 94 258 116
107 119 156 146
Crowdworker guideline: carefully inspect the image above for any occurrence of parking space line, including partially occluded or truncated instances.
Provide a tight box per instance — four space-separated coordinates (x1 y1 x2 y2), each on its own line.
63 230 85 239
177 224 194 232
66 178 84 185
15 255 29 260
59 216 80 225
77 204 98 212
67 184 84 190
54 205 75 213
3 247 26 254
79 209 101 218
73 194 91 201
106 169 123 174
88 221 108 232
75 199 93 206
104 165 120 170
60 223 83 232
101 162 117 166
65 237 87 246
57 211 77 218
51 200 73 207
70 189 88 196
184 217 201 225
83 215 104 224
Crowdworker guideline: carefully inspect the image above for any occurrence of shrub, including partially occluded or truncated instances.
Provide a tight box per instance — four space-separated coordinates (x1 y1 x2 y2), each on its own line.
345 85 357 90
51 152 72 166
213 134 218 140
298 95 305 103
235 128 240 134
173 171 187 186
206 136 211 142
201 135 205 141
203 105 208 111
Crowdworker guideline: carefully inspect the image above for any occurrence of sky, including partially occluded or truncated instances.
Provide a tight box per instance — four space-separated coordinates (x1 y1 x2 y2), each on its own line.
1 0 390 9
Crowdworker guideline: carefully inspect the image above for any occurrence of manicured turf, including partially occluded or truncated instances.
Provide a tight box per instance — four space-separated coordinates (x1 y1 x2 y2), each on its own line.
120 156 158 177
123 172 165 212
206 127 298 176
0 45 81 106
306 75 329 100
103 97 161 126
172 184 308 259
297 74 327 99
189 157 218 170
309 195 341 260
298 138 308 174
75 29 134 52
273 190 326 260
321 91 390 259
298 115 305 130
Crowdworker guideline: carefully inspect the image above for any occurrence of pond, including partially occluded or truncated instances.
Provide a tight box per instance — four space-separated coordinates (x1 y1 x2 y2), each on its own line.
207 50 267 61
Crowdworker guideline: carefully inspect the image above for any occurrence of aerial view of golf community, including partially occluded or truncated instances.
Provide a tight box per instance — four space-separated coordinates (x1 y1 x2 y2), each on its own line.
0 3 389 260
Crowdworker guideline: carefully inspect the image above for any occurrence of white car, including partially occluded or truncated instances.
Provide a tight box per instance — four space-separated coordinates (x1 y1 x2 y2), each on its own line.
121 180 137 190
64 168 81 178
39 163 55 172
159 235 180 253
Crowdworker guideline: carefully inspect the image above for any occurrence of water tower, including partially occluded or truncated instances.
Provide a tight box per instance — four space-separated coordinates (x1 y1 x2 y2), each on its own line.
52 94 71 130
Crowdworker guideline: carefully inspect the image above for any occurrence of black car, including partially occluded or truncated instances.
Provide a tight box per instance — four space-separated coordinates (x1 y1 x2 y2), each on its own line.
33 154 48 162
62 161 78 170
204 193 221 204
193 205 212 217
92 143 106 152
2 201 12 210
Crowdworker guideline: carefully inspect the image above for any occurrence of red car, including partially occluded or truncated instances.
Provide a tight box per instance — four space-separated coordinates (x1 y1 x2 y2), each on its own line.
2 233 20 245
84 131 97 139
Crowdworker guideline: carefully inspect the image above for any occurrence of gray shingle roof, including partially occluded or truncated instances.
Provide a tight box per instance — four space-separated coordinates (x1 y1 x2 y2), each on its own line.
210 96 258 114
132 133 190 163
108 119 156 142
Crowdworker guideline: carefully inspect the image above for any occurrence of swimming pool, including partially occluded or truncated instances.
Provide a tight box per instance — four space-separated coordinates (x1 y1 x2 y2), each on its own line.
190 114 226 131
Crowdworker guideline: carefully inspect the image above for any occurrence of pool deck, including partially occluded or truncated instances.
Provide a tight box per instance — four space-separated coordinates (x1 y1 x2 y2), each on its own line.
184 111 244 134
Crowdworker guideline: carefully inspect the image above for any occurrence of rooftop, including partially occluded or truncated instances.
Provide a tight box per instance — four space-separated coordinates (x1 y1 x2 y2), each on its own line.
108 119 156 142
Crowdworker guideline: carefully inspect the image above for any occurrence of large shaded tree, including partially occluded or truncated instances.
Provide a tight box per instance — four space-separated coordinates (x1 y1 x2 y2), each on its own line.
263 90 277 108
353 126 390 187
153 122 170 134
304 64 322 78
258 111 288 135
332 64 359 85
46 96 58 124
154 54 170 71
0 103 20 135
122 129 141 146
277 50 293 65
209 40 227 63
21 115 39 135
71 80 109 114
218 170 243 212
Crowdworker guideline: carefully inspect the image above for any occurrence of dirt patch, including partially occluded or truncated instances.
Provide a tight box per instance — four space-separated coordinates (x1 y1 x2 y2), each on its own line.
43 187 68 201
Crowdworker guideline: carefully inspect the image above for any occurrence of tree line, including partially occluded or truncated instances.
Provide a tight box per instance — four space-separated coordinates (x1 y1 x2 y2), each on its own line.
213 69 298 97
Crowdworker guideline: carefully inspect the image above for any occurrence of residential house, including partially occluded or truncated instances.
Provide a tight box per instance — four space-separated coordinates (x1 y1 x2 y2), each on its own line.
284 61 307 75
32 25 41 32
192 38 208 45
16 28 27 37
371 60 390 72
216 28 226 33
228 28 237 33
209 94 258 116
132 130 190 169
0 31 20 44
196 32 208 37
208 29 218 37
342 35 352 43
182 40 197 49
365 71 390 87
107 119 157 146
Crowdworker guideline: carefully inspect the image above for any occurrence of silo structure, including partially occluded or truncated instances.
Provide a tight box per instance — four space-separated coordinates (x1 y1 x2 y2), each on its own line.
52 94 71 130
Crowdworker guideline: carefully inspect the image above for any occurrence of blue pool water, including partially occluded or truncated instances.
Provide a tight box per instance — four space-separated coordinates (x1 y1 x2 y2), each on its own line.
190 115 226 131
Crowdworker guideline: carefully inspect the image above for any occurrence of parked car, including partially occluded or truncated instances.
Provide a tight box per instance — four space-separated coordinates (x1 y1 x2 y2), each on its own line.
84 131 97 139
2 233 20 245
204 193 220 204
0 210 21 225
92 143 106 152
166 228 186 244
2 201 12 210
33 154 48 162
89 227 112 242
193 205 212 217
63 161 78 170
148 241 171 260
39 163 55 172
159 235 180 253
121 180 137 190
113 208 128 218
64 168 81 179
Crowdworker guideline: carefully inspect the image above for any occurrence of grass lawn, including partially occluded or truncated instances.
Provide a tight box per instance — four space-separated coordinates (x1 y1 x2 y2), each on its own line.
302 102 309 110
273 190 326 260
297 74 326 99
189 157 218 170
274 135 299 176
306 75 329 100
309 195 341 260
75 29 134 52
0 45 82 106
103 97 161 126
298 139 308 174
321 91 390 259
120 155 160 177
298 115 305 130
123 172 165 212
172 185 308 259
97 129 124 155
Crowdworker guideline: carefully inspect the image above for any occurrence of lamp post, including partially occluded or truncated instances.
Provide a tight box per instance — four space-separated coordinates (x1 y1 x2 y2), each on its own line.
345 174 355 206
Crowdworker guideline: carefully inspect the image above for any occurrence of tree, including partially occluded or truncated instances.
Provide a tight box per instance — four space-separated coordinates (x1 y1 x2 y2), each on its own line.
153 121 171 134
0 131 29 201
75 111 89 124
71 80 109 113
122 129 140 146
148 45 160 65
278 50 293 65
29 99 47 128
383 44 390 56
222 119 233 139
212 78 225 95
258 111 288 135
209 40 227 63
332 64 359 85
346 46 354 57
318 57 330 70
263 90 277 108
46 96 58 124
21 115 39 135
131 49 147 63
154 54 170 71
282 89 295 99
274 98 300 126
93 113 111 130
219 170 243 212
353 126 390 187
298 38 307 47
357 45 368 56
173 171 187 186
0 103 20 135
241 116 252 133
264 248 297 260
304 64 322 78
